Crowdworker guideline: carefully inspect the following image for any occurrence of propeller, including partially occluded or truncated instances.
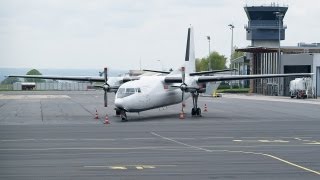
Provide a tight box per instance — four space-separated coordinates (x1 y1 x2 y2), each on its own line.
180 67 186 113
103 67 109 107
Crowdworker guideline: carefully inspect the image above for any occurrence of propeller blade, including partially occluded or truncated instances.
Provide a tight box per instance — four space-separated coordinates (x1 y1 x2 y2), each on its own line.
181 90 185 113
181 66 185 84
104 90 108 107
104 67 108 83
103 67 108 107
182 90 184 101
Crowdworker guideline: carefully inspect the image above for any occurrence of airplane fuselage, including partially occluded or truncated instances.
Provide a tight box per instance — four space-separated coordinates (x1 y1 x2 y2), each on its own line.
114 76 197 112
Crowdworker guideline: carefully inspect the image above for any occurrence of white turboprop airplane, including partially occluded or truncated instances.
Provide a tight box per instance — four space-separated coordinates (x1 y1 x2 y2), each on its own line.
112 27 312 121
10 27 312 121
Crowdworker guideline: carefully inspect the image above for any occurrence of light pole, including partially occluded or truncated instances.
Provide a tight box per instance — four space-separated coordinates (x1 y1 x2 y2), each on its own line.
228 24 235 89
275 12 284 95
206 36 211 70
228 24 235 69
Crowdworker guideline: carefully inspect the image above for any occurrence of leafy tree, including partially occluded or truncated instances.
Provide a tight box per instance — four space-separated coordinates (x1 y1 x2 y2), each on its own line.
196 51 227 71
231 46 244 61
1 77 20 84
26 69 42 75
25 69 45 82
195 57 207 72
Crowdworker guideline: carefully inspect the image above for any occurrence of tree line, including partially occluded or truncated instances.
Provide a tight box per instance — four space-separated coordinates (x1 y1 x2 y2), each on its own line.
195 46 244 72
1 69 43 85
1 49 244 84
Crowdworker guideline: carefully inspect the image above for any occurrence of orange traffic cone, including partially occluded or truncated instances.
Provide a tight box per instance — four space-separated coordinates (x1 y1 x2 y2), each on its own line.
204 104 208 112
179 112 185 119
94 109 99 119
104 115 110 124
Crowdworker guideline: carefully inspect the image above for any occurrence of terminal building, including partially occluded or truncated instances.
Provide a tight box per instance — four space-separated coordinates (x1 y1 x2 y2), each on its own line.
232 4 320 97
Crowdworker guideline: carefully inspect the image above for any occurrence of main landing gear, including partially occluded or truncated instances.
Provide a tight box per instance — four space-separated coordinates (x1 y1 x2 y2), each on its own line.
191 92 201 116
115 109 127 121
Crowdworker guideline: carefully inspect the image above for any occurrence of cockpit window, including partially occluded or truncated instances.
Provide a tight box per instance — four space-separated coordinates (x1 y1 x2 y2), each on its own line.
118 88 125 94
126 88 135 93
117 88 141 98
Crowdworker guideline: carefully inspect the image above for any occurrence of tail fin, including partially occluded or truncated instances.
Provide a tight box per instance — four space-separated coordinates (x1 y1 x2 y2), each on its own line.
185 26 196 74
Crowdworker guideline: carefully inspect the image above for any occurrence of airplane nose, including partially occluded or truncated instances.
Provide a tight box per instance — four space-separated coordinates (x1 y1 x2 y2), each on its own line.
115 98 124 109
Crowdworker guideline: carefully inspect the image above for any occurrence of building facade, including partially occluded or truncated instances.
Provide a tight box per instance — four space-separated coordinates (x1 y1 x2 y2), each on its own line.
232 4 320 97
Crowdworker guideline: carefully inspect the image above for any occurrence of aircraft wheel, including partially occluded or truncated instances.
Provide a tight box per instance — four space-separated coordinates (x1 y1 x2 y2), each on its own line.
196 108 201 116
116 110 121 116
191 108 196 116
120 111 127 122
121 115 127 122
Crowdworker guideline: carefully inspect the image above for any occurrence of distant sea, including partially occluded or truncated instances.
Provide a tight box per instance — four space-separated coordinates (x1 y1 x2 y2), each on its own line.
0 68 128 82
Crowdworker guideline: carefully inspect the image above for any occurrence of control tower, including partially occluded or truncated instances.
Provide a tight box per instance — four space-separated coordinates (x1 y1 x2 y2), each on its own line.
244 5 288 47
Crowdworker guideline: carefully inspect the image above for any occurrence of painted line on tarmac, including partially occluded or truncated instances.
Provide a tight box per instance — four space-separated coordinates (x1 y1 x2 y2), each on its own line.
151 132 212 152
123 138 156 140
82 138 116 141
305 142 320 145
84 164 175 170
294 137 320 145
262 153 320 175
242 136 313 139
151 131 320 176
232 139 289 143
201 136 234 139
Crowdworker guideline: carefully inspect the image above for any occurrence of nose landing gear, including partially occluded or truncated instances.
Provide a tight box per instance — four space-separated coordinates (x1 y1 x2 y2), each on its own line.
120 110 127 121
191 92 201 117
115 108 127 121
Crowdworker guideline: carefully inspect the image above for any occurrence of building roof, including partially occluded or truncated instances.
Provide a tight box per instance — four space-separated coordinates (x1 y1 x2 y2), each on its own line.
236 47 277 53
236 46 320 54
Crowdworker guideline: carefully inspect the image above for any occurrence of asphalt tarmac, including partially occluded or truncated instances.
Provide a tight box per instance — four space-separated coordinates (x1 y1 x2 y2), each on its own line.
0 91 319 179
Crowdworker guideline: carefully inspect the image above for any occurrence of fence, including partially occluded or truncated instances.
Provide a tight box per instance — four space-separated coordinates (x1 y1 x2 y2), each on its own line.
12 82 92 91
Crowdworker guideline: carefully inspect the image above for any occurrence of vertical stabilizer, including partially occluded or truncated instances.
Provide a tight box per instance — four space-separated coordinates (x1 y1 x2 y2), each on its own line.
185 27 196 74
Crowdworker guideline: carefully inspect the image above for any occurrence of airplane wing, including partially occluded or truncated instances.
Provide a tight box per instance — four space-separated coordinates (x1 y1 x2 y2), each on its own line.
8 75 105 82
189 69 237 76
196 73 313 83
143 69 170 74
8 75 139 83
8 74 140 107
164 73 313 83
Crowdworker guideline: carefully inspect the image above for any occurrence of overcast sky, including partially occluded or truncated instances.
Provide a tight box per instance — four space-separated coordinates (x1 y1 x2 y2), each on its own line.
1 0 319 71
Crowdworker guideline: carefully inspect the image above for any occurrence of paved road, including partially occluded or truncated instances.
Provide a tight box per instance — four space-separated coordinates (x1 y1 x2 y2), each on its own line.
0 91 319 179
